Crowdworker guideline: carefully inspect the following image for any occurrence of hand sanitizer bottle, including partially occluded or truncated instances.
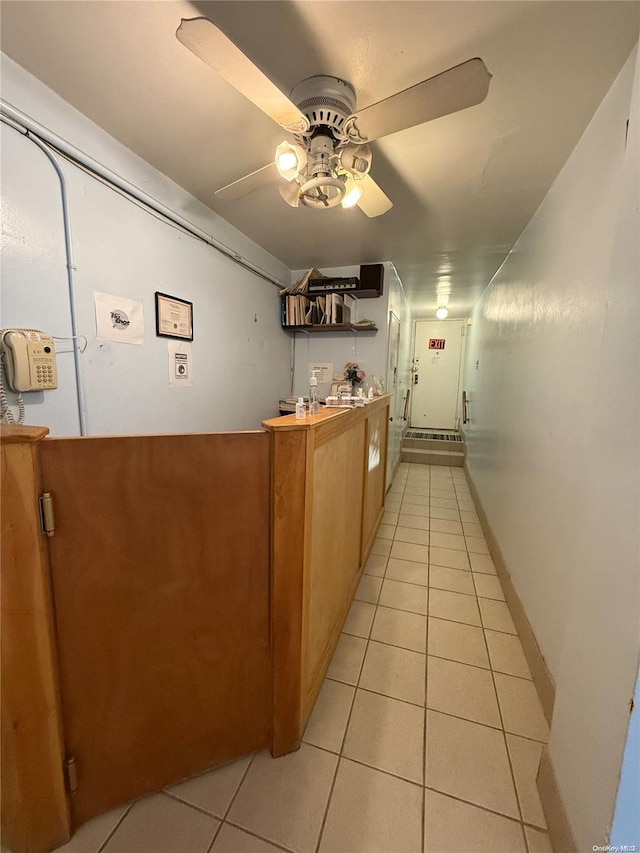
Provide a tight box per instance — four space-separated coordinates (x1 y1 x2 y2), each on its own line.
309 375 319 414
295 397 306 419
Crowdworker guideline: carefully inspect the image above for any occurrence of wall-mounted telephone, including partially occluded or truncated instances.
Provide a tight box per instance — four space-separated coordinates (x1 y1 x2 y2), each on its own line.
1 329 58 391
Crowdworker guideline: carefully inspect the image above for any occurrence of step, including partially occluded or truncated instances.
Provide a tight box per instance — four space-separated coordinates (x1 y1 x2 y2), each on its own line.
400 447 465 467
402 437 467 454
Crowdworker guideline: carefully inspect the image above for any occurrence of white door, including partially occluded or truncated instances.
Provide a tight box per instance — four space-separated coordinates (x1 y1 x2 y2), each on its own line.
386 311 402 483
411 319 465 429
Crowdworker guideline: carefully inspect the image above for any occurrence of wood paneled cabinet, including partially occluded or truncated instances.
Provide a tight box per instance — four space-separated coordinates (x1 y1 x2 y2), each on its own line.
263 396 389 754
1 400 389 851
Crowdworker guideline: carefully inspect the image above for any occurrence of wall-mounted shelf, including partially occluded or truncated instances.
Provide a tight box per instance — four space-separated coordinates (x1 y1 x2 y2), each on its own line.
286 324 378 334
281 267 382 333
281 291 378 332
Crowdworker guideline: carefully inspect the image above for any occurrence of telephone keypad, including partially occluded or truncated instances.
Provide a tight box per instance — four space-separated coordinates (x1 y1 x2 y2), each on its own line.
35 361 56 388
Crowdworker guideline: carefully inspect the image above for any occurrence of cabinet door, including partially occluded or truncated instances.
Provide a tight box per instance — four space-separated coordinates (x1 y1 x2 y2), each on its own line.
40 432 271 826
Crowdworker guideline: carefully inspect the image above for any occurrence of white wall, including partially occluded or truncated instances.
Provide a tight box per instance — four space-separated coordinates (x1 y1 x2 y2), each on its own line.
1 56 292 436
462 46 639 849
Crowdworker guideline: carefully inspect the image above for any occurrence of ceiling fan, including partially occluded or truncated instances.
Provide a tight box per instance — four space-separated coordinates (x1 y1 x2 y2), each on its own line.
176 18 491 217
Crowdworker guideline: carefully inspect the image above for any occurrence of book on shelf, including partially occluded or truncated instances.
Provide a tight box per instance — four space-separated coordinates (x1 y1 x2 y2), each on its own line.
331 293 344 324
284 293 312 325
344 294 356 324
281 290 369 329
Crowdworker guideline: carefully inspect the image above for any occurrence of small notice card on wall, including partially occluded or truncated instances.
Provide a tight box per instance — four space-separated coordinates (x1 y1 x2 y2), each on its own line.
309 362 334 397
168 341 193 387
94 292 144 345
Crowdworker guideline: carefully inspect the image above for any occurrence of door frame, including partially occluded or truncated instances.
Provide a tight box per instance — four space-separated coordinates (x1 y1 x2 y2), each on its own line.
386 310 403 483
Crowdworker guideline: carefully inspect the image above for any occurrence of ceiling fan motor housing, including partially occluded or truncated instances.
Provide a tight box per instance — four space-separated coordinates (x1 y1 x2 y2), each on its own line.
286 76 360 210
290 75 356 142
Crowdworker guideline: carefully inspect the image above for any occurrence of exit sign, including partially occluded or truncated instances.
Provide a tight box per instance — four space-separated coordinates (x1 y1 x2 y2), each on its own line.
429 339 446 350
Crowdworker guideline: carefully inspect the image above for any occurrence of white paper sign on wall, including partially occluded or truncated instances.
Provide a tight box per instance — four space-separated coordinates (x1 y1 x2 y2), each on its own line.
309 362 334 397
94 292 144 345
168 341 193 387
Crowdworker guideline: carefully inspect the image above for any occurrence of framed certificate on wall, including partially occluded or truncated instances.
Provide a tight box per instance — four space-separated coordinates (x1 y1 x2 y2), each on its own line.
155 292 193 341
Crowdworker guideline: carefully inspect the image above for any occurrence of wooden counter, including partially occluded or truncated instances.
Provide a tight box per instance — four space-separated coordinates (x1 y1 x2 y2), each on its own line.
1 402 389 850
1 427 271 851
1 425 71 853
263 396 390 754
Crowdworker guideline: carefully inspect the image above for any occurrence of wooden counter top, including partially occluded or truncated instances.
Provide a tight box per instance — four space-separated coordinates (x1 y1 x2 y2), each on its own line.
0 424 50 443
263 394 390 432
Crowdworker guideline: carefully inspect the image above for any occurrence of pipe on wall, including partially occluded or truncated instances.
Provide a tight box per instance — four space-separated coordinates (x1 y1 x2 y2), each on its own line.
0 100 285 289
1 113 88 435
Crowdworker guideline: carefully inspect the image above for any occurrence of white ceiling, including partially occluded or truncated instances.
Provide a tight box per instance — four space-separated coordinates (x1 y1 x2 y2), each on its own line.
1 1 638 315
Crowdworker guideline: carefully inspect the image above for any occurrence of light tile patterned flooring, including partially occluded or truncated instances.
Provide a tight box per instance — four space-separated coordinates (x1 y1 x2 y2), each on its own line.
29 464 554 853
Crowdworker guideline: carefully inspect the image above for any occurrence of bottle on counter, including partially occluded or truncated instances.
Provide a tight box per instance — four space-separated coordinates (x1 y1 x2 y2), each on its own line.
309 375 320 414
295 397 306 419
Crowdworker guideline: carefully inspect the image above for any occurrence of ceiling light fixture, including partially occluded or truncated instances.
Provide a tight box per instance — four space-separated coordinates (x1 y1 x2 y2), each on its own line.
339 144 372 176
298 175 345 209
341 177 364 209
268 80 379 214
279 180 301 207
275 141 306 181
436 306 449 319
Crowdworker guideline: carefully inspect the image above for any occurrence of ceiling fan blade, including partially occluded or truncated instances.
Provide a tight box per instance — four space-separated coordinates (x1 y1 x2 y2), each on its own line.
346 58 491 143
215 162 280 200
177 18 309 135
356 175 393 218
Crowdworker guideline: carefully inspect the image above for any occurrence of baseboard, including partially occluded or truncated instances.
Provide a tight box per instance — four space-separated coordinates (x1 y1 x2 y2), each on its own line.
464 466 580 853
387 455 402 490
463 467 555 725
537 748 578 853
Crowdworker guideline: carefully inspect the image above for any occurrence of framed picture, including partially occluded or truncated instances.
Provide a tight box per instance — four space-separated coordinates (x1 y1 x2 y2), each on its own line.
155 292 193 341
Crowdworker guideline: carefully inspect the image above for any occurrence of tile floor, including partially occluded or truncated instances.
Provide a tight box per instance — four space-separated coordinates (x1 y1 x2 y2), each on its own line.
13 464 554 853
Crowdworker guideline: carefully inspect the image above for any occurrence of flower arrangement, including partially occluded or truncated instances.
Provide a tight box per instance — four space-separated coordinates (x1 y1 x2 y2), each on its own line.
344 362 365 385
